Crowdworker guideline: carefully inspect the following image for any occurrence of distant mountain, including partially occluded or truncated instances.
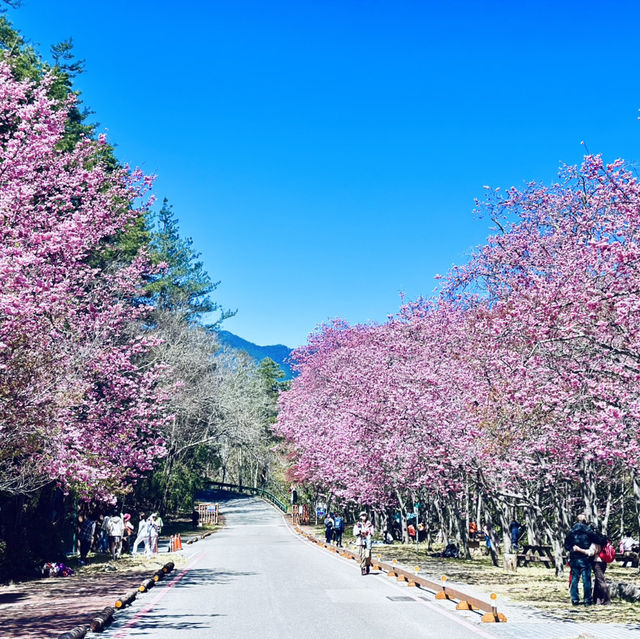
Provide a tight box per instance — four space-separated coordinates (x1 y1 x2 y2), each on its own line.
216 330 295 379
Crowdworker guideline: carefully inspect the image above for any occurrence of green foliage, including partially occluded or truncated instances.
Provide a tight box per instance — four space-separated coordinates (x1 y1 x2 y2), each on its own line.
147 199 236 325
0 489 68 582
258 357 285 394
258 357 289 422
131 445 216 514
50 37 85 77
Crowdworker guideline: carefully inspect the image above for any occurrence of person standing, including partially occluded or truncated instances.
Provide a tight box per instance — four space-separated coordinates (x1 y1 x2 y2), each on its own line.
572 533 612 605
98 514 110 553
353 511 374 575
483 523 498 567
509 518 522 552
592 541 612 606
155 513 164 535
333 513 344 547
564 513 598 605
147 514 159 556
77 515 96 565
122 514 134 554
105 513 125 560
324 513 334 544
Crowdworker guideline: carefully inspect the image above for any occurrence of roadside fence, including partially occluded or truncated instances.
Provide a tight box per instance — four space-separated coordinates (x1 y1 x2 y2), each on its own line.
207 481 288 513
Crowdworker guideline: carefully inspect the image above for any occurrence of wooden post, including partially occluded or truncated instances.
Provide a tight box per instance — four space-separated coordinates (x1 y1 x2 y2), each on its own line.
435 575 451 600
503 553 517 572
481 593 507 623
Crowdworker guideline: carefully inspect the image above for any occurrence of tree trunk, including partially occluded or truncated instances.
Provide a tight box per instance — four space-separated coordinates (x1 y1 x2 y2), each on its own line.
434 496 448 545
620 476 625 537
581 459 600 527
448 496 471 559
602 488 613 536
395 490 409 544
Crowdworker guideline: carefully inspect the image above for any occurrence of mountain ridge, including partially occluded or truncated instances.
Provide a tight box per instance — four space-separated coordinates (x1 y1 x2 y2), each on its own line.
216 330 295 379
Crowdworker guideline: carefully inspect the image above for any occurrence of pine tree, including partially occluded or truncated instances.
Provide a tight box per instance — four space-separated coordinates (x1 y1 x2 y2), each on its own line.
147 198 235 325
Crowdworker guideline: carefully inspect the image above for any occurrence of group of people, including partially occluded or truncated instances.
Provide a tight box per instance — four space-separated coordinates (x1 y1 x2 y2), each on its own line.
76 511 164 563
323 512 345 547
564 513 614 606
322 510 376 574
131 512 164 557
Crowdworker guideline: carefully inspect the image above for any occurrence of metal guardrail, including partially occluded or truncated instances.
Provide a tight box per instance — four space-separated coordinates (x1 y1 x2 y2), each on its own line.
206 481 289 513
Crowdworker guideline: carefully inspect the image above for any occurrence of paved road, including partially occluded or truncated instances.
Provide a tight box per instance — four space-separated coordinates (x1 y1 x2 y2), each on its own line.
103 493 501 639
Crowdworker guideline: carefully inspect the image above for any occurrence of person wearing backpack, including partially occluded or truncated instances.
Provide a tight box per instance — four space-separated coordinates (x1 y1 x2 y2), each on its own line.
333 513 344 547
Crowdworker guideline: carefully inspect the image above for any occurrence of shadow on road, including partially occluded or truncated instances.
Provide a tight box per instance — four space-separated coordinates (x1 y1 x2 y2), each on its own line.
177 568 258 588
124 612 226 631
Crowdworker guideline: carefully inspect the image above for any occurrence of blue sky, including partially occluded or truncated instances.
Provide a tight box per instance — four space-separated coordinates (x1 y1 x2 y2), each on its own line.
9 1 640 347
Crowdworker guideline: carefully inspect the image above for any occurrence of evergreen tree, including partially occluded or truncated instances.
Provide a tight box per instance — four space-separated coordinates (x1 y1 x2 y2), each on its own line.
258 357 289 423
148 198 235 325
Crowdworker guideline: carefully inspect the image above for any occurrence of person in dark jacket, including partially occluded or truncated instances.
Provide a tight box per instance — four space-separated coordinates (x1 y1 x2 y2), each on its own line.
564 514 598 605
509 518 522 551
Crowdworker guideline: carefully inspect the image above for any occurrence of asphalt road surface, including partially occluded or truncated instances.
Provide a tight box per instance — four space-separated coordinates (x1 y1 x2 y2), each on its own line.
104 493 500 639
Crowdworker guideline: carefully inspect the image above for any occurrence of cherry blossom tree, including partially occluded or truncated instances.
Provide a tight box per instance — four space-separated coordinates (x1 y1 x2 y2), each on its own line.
0 58 166 500
277 155 640 567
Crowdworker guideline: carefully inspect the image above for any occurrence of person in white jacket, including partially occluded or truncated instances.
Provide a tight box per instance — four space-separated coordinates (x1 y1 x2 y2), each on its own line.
353 512 374 575
103 513 125 560
132 512 148 555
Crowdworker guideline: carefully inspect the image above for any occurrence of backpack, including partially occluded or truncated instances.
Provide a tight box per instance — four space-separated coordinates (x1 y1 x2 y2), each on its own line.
599 541 616 564
334 516 343 531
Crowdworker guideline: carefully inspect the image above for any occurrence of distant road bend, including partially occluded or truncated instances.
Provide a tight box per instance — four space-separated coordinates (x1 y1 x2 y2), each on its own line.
105 492 500 639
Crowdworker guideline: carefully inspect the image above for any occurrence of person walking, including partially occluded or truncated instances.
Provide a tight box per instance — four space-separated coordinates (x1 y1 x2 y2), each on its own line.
564 513 598 605
324 513 334 544
353 511 374 575
132 513 148 555
333 513 344 547
77 515 96 565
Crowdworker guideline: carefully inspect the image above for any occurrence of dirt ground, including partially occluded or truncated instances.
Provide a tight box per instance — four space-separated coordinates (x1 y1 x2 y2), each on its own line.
0 521 220 638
